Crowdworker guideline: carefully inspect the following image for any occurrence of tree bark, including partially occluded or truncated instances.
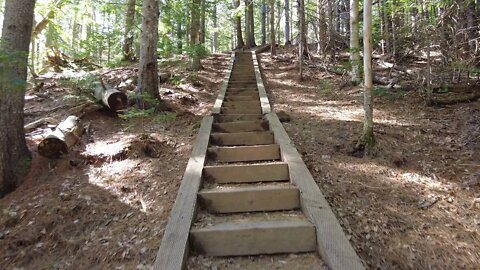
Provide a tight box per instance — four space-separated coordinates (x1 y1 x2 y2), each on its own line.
285 0 291 45
261 0 267 45
350 0 360 84
0 0 36 196
298 0 306 79
318 0 327 55
245 0 256 48
200 0 206 44
136 0 160 105
270 0 276 56
234 0 245 49
191 0 202 70
38 116 84 159
123 0 137 61
213 4 218 52
360 0 375 149
95 80 128 111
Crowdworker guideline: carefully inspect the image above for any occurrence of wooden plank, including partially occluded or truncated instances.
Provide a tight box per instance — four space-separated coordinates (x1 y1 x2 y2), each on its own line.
211 52 235 114
198 185 300 213
210 131 274 146
224 96 260 102
222 101 261 108
220 107 262 115
212 120 268 133
153 116 214 270
207 144 280 162
266 112 365 270
214 114 263 123
251 51 271 114
203 163 289 183
190 219 316 256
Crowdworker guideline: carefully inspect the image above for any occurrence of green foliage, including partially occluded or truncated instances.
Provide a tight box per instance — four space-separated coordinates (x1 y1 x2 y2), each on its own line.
119 107 156 120
187 44 210 60
59 73 97 99
318 79 333 95
154 112 177 123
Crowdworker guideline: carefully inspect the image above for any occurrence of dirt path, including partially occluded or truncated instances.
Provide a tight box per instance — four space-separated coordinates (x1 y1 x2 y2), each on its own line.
260 50 480 269
0 54 230 270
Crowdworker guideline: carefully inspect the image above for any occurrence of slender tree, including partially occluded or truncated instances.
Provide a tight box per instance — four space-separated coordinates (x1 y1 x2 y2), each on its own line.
136 0 160 104
261 0 267 45
123 0 137 61
245 0 256 48
213 3 218 52
191 0 202 69
270 0 276 55
0 0 36 196
349 0 360 84
359 0 375 149
284 0 291 45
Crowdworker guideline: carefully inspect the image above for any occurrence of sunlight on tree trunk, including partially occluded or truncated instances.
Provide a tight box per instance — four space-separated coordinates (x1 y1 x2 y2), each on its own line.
0 0 36 196
234 0 244 49
123 0 136 61
136 0 160 106
284 0 290 45
359 0 375 150
270 0 276 56
191 0 202 70
349 0 360 85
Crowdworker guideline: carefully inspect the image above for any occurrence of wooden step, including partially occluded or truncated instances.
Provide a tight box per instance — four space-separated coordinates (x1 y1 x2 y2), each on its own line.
221 107 262 115
212 120 268 133
203 163 289 183
222 101 261 108
190 218 316 256
214 114 263 123
207 144 280 162
210 131 274 146
224 96 260 102
198 184 300 213
226 89 259 94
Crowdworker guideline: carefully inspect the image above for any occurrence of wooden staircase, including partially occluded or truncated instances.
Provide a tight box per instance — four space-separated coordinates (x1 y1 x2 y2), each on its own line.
153 51 364 270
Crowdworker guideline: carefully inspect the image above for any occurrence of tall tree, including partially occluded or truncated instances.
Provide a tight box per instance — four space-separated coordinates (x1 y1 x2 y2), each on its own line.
270 0 276 55
359 0 375 149
191 0 202 69
234 0 245 48
261 0 267 45
284 0 291 45
0 0 36 196
349 0 360 84
123 0 137 61
136 0 160 104
298 0 305 79
213 3 218 52
245 0 256 48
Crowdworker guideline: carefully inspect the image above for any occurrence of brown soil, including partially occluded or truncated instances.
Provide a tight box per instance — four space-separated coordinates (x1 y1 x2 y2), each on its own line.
0 53 230 269
260 49 480 269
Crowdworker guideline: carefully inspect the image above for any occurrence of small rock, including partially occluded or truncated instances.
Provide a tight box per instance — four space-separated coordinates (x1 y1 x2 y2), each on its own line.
321 155 331 160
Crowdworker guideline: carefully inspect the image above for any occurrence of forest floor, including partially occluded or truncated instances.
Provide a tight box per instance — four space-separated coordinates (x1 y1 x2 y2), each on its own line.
260 48 480 269
0 54 230 269
0 48 479 270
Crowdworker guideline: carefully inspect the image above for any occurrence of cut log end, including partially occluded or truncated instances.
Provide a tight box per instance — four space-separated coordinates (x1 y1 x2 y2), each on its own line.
38 137 68 159
107 92 128 111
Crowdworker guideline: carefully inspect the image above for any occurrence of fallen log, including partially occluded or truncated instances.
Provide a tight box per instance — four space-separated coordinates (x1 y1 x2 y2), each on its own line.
24 117 57 133
95 79 128 111
429 91 480 106
38 116 84 158
327 66 403 88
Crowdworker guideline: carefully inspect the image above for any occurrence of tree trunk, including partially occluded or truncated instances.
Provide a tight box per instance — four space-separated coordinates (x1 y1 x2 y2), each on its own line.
245 0 256 48
234 0 245 49
0 0 36 196
349 0 360 84
200 0 206 44
285 0 291 45
298 0 305 80
191 0 202 70
261 0 267 45
270 0 276 56
38 116 84 159
136 0 160 105
213 4 218 52
123 0 137 61
318 0 327 55
360 0 375 149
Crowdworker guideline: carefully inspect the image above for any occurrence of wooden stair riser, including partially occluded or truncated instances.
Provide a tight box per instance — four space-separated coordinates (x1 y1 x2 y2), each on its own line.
212 120 269 133
198 185 300 213
207 144 280 162
210 131 274 146
190 220 317 256
203 163 289 183
213 114 264 123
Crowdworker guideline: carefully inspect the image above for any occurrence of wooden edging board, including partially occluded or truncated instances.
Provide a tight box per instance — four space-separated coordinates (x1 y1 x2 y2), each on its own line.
251 51 271 114
265 112 365 270
212 52 235 114
153 116 214 270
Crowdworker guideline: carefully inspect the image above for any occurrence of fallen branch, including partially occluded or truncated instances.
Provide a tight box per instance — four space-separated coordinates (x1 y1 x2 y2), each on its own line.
24 117 57 133
429 91 480 106
95 78 128 111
